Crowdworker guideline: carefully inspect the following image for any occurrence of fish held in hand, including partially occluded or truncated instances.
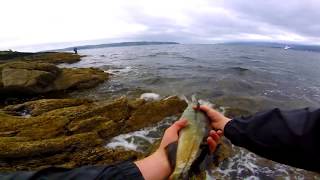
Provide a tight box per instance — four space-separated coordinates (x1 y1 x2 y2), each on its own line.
169 97 210 180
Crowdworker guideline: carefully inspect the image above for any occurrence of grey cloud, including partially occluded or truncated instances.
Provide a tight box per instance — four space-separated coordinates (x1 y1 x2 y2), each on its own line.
122 0 320 44
221 0 320 37
9 0 320 51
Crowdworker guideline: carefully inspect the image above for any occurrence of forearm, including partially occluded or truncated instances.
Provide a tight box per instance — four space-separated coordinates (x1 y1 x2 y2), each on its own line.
224 108 320 172
135 150 171 180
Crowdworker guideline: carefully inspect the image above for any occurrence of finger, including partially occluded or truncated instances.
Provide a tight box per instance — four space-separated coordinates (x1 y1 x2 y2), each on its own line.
196 105 220 120
209 130 220 142
217 130 223 137
207 136 217 153
196 105 214 113
171 118 188 130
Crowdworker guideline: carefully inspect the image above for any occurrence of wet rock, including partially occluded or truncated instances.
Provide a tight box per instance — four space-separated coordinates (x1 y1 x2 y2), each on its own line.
4 99 92 116
53 68 108 90
0 96 187 171
212 138 234 166
223 107 251 119
0 61 108 95
214 95 271 114
125 96 187 132
0 132 103 159
0 52 81 64
0 51 33 61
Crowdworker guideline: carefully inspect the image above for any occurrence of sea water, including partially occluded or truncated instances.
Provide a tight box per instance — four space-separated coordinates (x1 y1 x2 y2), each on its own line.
60 44 320 179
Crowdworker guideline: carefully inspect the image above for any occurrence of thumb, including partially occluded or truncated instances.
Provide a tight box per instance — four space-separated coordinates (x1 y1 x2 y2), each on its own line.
171 118 188 132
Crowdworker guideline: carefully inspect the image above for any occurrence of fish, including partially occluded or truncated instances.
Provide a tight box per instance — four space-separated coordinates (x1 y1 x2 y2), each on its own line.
169 96 210 180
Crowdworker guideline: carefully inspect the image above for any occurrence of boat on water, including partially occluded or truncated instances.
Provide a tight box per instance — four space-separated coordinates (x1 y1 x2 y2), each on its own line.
284 45 291 50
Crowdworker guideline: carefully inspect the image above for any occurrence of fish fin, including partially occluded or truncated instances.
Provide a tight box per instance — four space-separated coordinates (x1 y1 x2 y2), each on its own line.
181 95 190 105
189 144 210 176
165 141 178 170
191 94 198 105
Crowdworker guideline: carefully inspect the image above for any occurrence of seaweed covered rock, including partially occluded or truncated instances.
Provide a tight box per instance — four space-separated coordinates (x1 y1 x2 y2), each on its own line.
0 51 81 64
0 96 187 171
4 99 92 116
0 61 108 95
125 96 188 132
53 68 108 90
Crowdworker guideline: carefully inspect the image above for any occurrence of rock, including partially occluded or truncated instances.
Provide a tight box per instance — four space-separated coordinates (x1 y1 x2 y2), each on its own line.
0 96 187 171
0 52 81 64
0 61 60 74
0 132 103 159
54 68 108 90
0 61 108 95
223 107 251 119
26 52 81 64
213 95 270 114
0 51 33 61
2 68 57 93
4 99 92 116
125 96 187 132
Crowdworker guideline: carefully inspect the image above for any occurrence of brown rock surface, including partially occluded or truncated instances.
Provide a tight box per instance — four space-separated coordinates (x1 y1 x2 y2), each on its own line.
0 52 81 64
0 96 187 171
0 61 108 95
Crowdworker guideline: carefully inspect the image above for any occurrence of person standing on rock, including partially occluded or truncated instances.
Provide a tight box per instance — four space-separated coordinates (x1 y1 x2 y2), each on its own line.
74 47 78 54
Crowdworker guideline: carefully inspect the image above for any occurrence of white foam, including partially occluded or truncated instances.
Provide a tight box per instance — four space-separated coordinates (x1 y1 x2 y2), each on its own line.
105 116 176 152
140 93 161 101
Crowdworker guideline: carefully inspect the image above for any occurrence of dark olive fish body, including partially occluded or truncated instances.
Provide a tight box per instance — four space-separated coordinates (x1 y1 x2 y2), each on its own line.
170 101 210 180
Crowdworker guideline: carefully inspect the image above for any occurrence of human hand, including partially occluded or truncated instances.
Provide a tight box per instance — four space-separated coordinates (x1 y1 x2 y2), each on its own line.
135 119 188 180
196 105 231 134
135 118 222 180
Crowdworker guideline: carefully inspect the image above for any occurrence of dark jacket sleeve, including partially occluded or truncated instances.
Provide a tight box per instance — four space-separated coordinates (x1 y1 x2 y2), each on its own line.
0 161 144 180
224 108 320 172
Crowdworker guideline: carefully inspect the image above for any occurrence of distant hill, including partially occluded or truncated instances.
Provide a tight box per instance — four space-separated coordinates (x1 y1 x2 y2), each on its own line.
54 41 179 51
223 41 320 52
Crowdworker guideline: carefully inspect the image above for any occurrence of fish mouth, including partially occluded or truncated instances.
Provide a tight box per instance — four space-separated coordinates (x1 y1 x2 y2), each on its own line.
180 95 215 109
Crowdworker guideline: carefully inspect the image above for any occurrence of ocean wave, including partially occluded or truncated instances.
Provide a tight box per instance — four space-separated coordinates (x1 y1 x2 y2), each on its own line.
238 56 253 60
229 67 250 72
140 93 161 101
105 116 176 152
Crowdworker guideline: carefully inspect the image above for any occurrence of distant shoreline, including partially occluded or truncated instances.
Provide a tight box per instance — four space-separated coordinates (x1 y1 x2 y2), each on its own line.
53 41 179 52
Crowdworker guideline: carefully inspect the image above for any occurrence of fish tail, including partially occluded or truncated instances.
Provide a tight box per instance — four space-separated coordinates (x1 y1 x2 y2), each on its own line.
180 95 190 105
169 172 186 180
169 173 179 180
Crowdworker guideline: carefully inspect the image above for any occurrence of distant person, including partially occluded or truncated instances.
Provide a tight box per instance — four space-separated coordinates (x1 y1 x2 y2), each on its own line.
74 47 78 54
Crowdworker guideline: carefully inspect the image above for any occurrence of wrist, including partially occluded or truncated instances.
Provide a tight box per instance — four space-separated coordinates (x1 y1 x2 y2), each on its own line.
134 148 172 180
154 149 172 176
219 118 231 132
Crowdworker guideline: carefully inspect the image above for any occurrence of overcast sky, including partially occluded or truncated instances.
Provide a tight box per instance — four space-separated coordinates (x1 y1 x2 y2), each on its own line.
1 0 320 51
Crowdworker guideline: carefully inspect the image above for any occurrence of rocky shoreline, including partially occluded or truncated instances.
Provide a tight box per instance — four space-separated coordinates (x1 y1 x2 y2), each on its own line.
0 51 191 172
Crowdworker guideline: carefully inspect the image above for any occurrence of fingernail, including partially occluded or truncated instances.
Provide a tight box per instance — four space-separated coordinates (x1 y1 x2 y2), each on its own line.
181 119 188 123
